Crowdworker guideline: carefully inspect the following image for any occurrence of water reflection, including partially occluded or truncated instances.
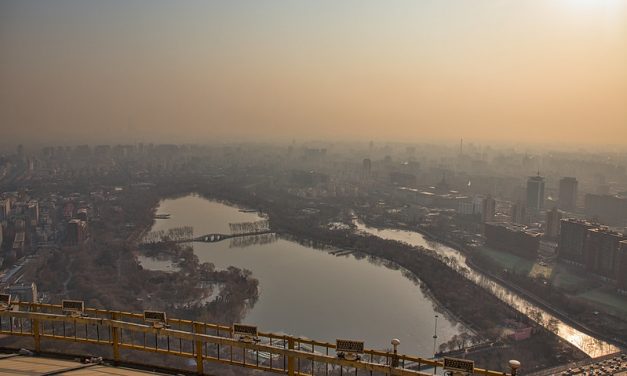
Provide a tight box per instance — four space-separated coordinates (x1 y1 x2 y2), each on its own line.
354 221 620 358
229 233 279 248
146 195 465 353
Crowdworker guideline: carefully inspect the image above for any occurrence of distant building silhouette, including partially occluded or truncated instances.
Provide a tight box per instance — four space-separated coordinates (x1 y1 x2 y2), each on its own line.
584 193 627 226
435 173 449 193
511 201 527 225
362 158 371 178
545 207 562 239
587 227 627 285
559 218 595 265
481 195 496 223
390 172 416 187
558 177 578 211
66 219 88 246
619 241 627 290
484 222 541 258
559 218 627 289
526 174 545 212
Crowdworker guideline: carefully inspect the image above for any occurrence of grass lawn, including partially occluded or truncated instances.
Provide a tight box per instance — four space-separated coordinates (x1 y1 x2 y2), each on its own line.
476 246 535 274
550 264 592 291
576 288 627 317
476 247 627 317
478 246 555 279
477 248 593 291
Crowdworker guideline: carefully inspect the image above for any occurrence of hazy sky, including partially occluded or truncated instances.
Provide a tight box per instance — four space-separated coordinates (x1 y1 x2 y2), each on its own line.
1 0 626 145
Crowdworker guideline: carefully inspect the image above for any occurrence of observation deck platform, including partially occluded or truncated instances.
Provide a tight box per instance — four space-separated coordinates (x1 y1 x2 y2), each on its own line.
0 301 516 376
0 353 172 375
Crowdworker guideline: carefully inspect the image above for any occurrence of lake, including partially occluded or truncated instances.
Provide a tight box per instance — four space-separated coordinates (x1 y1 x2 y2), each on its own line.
144 194 463 354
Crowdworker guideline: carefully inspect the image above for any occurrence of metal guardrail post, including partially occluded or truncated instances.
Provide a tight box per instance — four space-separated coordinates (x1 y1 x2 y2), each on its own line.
33 319 41 352
287 336 295 376
194 322 204 375
31 303 41 353
111 312 120 363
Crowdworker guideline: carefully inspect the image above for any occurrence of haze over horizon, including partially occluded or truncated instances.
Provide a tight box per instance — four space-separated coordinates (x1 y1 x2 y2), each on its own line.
1 0 626 146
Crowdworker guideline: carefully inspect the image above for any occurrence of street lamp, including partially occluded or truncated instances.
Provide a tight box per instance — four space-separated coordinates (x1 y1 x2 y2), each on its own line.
509 360 521 376
391 338 401 367
432 314 438 357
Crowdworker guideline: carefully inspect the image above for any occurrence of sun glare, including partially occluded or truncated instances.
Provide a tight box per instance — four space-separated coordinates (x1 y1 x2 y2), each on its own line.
563 0 623 8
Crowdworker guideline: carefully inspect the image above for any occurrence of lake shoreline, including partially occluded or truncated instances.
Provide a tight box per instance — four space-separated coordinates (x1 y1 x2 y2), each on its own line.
366 220 626 350
140 194 464 353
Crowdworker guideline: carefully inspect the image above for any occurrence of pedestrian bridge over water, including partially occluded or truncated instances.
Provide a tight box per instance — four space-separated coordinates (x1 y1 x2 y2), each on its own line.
193 230 273 243
141 219 272 245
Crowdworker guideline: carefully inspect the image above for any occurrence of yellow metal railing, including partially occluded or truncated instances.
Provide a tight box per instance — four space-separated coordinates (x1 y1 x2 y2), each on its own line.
0 302 511 376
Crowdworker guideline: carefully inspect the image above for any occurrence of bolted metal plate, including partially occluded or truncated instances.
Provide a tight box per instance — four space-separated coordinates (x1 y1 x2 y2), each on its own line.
62 300 84 313
0 294 10 306
336 339 364 354
144 310 167 323
444 357 474 373
233 323 258 337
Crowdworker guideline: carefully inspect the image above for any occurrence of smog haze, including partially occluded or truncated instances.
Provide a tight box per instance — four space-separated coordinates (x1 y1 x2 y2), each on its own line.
1 0 626 146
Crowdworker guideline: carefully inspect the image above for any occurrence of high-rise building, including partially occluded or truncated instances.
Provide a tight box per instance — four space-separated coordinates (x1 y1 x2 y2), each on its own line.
27 200 39 226
0 199 11 220
481 195 496 223
545 207 562 239
559 219 627 288
586 227 626 282
559 218 595 265
618 241 627 290
458 200 474 215
584 194 627 226
66 219 88 246
435 173 449 193
526 175 545 212
511 201 527 224
484 222 541 258
558 177 578 211
12 231 25 257
459 195 496 221
362 158 371 178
